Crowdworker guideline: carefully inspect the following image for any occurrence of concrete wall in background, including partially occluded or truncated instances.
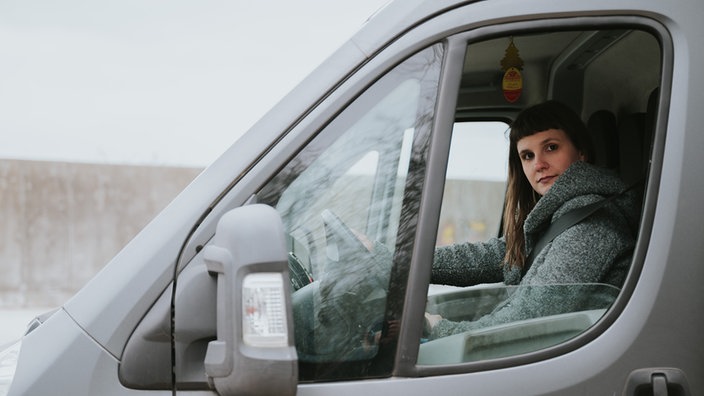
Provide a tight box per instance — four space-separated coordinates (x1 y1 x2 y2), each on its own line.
0 159 505 310
0 159 201 308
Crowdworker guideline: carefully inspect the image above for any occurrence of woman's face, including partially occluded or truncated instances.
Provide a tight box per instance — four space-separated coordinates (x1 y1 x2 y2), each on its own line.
516 128 584 196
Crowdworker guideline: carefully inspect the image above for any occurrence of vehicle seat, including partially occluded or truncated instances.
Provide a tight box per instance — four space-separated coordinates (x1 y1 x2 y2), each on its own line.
617 88 659 186
617 112 647 185
587 110 619 169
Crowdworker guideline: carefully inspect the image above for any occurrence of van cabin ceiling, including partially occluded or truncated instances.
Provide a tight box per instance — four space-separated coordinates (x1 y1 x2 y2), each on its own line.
455 29 644 117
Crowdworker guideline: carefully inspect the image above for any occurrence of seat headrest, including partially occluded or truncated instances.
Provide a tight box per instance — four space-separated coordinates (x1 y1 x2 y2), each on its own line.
587 110 619 169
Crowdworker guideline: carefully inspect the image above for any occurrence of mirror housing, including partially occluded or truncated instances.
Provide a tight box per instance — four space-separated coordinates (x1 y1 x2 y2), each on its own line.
203 204 297 396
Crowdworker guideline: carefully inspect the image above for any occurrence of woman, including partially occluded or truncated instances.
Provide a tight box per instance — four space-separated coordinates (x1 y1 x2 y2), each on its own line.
426 100 640 339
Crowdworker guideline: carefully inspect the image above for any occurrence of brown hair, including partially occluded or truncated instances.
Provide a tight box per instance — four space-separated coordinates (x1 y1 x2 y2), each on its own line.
502 100 594 268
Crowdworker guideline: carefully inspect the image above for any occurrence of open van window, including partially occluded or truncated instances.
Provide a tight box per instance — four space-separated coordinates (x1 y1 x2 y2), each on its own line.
416 27 661 367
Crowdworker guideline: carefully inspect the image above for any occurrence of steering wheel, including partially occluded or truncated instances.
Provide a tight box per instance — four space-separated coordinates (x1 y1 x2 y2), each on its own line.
290 209 394 363
321 209 369 261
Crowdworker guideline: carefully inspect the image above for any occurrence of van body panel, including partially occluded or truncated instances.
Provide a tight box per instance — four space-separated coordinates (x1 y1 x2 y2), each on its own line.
8 309 131 395
6 0 703 394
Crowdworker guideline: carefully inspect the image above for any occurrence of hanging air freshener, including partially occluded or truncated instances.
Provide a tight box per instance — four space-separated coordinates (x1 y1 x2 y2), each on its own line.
500 37 524 103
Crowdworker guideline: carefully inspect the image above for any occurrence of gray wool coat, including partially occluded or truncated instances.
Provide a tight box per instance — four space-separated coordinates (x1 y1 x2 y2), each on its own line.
429 161 640 339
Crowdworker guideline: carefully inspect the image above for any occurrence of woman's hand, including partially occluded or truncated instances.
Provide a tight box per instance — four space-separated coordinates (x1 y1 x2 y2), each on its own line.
350 228 375 252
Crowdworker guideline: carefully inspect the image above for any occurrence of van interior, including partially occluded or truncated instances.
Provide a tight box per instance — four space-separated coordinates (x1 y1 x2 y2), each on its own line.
457 28 660 184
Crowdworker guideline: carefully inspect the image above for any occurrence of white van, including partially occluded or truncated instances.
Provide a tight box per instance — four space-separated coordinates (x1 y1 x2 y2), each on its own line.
2 0 702 394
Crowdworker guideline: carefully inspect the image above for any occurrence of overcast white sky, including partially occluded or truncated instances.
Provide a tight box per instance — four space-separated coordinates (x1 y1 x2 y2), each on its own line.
0 0 389 167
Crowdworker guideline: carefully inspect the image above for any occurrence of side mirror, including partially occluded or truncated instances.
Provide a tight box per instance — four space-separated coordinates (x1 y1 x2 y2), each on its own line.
203 204 297 396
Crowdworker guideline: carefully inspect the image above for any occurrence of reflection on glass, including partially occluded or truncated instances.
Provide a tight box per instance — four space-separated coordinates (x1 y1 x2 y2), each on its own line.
257 44 443 380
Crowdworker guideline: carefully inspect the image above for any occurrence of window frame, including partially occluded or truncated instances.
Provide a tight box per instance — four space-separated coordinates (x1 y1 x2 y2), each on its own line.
394 16 671 377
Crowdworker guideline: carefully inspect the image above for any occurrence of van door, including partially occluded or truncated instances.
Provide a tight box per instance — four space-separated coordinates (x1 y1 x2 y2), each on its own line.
118 1 701 395
383 7 696 396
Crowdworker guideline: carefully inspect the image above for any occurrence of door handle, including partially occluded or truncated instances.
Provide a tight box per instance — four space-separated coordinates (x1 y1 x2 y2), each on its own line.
623 367 691 396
